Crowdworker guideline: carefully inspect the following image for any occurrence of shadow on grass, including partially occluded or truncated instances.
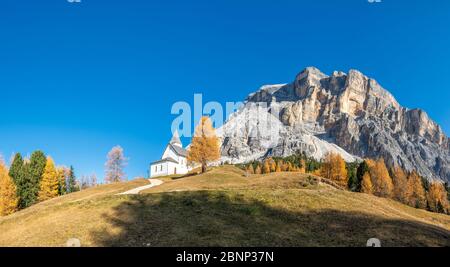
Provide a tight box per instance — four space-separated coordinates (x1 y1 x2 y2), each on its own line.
91 191 450 247
171 172 200 180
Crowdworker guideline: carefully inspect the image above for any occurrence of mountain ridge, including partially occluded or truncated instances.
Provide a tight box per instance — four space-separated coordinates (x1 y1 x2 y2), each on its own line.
219 67 450 182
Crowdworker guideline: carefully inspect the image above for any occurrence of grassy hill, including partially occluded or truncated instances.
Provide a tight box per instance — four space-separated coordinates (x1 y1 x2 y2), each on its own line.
0 166 449 247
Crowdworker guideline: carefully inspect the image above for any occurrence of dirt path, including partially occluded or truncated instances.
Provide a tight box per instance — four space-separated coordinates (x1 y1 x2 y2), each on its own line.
117 179 164 195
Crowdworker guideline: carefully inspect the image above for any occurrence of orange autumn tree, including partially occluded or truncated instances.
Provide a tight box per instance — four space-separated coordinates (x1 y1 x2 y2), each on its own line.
282 162 289 172
288 162 294 172
406 171 427 209
361 172 373 194
38 157 60 202
254 165 262 174
321 152 348 187
275 161 282 172
427 182 449 214
268 158 276 172
261 160 270 174
367 158 394 198
391 166 409 204
187 116 220 173
0 160 19 216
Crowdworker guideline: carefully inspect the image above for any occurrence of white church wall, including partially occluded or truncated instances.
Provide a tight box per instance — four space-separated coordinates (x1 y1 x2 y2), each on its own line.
150 162 169 178
167 161 189 175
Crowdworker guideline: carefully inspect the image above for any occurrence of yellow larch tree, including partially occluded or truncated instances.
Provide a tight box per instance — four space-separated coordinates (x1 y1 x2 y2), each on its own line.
334 154 348 187
187 116 220 173
391 166 409 204
56 166 68 195
427 182 449 213
254 165 262 175
263 160 271 174
281 162 289 172
275 161 282 172
368 158 394 198
361 172 373 194
320 153 333 180
0 160 19 216
269 159 276 172
288 162 294 172
321 152 348 187
312 168 322 176
38 157 60 202
406 171 427 209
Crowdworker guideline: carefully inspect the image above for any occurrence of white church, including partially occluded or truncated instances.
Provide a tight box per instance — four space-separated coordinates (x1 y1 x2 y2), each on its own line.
150 131 191 178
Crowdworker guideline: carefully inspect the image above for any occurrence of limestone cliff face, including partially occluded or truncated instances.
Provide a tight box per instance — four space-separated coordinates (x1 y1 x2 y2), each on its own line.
220 67 450 182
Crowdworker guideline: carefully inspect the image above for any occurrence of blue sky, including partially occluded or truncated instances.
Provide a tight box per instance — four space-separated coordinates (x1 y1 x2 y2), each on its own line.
1 0 449 181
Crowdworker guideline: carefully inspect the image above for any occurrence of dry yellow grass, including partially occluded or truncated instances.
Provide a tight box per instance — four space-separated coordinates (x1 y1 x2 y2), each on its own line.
0 166 449 247
0 179 149 247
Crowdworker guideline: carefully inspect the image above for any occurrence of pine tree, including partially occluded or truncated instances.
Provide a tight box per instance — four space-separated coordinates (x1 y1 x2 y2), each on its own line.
361 172 373 194
368 159 394 198
67 166 79 193
8 153 23 185
20 151 46 208
187 117 220 173
406 171 427 209
356 161 369 192
0 160 19 216
346 162 359 192
38 157 60 202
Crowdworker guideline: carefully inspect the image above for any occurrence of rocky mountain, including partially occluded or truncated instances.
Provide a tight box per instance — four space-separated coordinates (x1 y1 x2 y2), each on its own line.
218 67 450 182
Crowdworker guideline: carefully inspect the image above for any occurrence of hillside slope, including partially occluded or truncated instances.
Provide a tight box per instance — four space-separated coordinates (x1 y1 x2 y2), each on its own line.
0 166 449 247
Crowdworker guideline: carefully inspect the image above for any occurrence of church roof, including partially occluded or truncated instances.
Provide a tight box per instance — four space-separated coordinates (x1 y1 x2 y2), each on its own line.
169 143 187 157
170 130 182 146
151 157 179 165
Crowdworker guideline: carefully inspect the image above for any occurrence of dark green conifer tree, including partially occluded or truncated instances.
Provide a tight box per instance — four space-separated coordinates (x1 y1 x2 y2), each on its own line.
67 166 79 193
20 151 46 208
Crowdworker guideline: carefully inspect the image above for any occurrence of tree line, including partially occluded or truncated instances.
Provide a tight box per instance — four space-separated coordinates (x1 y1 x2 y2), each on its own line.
0 146 127 216
0 151 80 216
0 145 128 216
241 152 322 175
241 151 450 215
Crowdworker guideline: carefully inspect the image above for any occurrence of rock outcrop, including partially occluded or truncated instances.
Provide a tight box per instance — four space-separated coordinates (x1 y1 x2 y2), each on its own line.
219 67 450 182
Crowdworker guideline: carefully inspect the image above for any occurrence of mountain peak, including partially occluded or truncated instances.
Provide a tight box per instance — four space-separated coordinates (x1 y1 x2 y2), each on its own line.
222 67 450 182
296 66 328 82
